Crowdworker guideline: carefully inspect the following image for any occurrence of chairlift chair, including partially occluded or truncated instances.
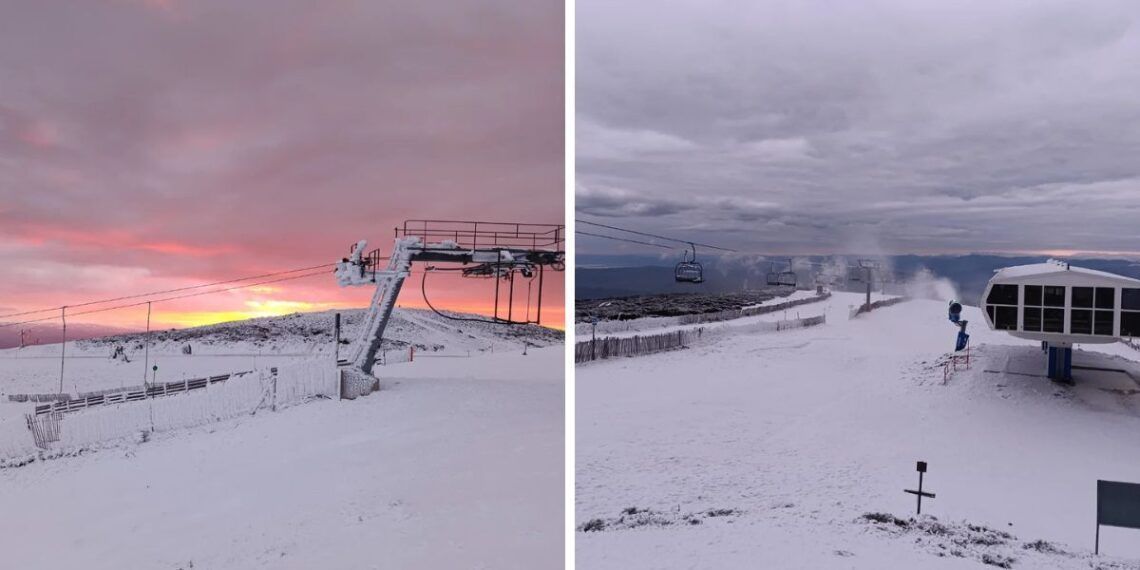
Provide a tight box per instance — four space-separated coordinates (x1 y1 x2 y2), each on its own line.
674 243 704 283
765 259 797 287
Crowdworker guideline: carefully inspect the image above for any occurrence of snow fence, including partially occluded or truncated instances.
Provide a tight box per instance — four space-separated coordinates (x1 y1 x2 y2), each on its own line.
0 360 339 462
677 292 830 325
849 296 910 319
575 313 827 364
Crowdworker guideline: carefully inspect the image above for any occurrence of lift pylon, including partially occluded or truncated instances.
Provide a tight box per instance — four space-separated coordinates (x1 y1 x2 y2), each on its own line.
334 220 564 377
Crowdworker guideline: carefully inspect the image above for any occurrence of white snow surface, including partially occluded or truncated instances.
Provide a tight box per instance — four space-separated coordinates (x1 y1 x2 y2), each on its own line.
0 307 561 400
577 292 1140 569
0 310 563 569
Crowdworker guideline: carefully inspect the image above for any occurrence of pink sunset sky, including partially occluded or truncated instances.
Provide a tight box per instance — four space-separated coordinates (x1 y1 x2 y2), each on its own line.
0 0 564 332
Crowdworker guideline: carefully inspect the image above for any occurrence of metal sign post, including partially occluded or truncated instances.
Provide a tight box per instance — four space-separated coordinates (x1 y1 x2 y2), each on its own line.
904 461 936 515
590 316 599 361
59 306 67 394
334 313 342 363
1096 479 1140 555
143 302 152 384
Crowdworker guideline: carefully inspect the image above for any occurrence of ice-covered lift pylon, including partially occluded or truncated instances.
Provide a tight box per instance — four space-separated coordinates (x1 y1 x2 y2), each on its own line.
334 220 564 379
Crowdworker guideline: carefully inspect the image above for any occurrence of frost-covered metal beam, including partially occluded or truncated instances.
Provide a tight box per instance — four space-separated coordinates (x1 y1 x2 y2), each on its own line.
334 236 563 379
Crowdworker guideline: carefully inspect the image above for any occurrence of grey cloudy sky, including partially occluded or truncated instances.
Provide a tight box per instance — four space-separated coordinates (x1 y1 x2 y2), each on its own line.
577 0 1140 257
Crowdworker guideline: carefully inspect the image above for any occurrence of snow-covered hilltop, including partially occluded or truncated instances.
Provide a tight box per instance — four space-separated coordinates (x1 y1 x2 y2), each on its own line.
0 307 561 398
577 291 1140 569
81 306 562 355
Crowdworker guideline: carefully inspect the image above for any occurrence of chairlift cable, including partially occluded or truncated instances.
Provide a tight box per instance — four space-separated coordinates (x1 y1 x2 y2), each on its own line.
0 269 332 329
574 220 734 251
575 230 673 249
0 262 338 320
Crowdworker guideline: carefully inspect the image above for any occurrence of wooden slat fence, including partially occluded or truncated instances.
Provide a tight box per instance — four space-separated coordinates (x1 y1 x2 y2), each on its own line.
25 413 61 449
575 328 702 363
32 371 256 416
677 292 831 325
577 313 830 364
775 314 827 331
849 296 911 318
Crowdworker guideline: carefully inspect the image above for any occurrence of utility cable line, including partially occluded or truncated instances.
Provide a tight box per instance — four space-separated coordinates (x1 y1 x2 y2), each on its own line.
0 269 333 329
0 262 339 321
0 265 492 330
576 219 736 252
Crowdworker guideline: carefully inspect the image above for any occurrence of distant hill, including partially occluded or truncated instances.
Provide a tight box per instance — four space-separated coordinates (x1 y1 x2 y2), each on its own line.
2 307 562 352
74 307 562 355
0 322 130 349
577 253 1140 304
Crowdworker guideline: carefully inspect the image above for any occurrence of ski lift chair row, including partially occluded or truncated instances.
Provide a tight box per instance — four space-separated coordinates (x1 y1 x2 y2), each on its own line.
765 259 797 287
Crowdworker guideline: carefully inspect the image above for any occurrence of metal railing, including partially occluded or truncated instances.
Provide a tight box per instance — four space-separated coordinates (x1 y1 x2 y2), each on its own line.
396 219 565 250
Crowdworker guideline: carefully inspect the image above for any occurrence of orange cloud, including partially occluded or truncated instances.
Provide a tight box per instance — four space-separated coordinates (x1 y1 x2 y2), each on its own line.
12 225 235 257
18 121 60 149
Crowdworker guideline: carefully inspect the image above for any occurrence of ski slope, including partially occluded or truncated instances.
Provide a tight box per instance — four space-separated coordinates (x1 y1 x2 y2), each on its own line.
577 291 1140 569
0 311 563 569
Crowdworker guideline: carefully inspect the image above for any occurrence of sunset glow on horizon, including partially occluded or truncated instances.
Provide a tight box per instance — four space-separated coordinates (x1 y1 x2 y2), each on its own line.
0 258 566 333
0 0 564 333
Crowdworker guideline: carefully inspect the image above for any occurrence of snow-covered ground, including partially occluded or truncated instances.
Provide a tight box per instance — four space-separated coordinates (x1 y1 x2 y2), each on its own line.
740 288 819 310
577 291 1140 569
0 310 563 569
582 290 895 341
0 307 560 399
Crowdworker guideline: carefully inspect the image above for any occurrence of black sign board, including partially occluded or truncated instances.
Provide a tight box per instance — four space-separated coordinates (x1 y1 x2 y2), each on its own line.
904 461 935 515
1097 480 1140 554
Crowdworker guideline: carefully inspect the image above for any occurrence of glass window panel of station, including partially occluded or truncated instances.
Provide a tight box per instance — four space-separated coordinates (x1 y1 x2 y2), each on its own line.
1072 287 1094 308
1094 310 1115 336
1023 307 1042 332
1071 309 1093 335
1122 288 1140 311
1043 308 1065 333
986 284 1019 306
1043 286 1065 307
1121 288 1140 338
1122 311 1140 337
1025 285 1043 306
1095 287 1115 309
994 306 1018 330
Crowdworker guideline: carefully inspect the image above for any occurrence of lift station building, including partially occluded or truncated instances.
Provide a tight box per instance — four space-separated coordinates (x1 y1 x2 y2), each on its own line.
981 260 1140 381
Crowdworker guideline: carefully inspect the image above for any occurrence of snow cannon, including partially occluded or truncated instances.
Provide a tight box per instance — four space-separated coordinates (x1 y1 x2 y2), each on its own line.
948 301 963 324
981 259 1140 382
955 329 970 352
947 300 969 351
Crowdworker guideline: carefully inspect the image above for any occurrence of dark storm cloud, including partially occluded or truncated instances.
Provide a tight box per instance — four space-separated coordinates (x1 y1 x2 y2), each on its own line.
576 0 1140 256
0 0 563 322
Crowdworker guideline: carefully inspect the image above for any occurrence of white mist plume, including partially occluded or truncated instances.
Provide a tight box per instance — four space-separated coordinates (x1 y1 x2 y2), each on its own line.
902 267 959 301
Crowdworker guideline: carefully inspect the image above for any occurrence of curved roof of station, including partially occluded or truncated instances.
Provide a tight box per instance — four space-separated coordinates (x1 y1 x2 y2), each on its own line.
991 259 1140 285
